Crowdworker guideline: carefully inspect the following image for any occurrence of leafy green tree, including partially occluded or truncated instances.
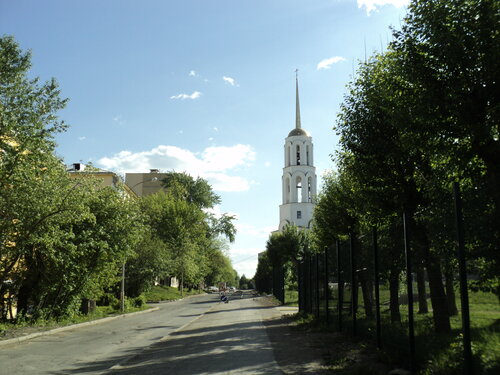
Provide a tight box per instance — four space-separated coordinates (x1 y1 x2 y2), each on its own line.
161 172 221 209
239 274 249 290
391 0 500 295
125 232 171 297
254 252 272 294
335 47 456 332
0 36 149 319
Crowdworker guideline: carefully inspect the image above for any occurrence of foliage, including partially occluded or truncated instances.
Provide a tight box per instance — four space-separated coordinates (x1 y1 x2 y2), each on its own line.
143 285 201 303
0 36 145 319
160 171 221 209
1 36 239 322
135 172 237 294
239 274 249 289
315 0 499 335
254 251 272 294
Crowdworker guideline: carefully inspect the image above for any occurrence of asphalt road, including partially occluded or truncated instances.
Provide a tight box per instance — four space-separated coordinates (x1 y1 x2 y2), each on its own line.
108 293 284 375
0 293 221 375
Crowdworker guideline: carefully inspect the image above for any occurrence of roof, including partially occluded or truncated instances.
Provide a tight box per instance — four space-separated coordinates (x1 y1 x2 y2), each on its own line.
288 128 310 137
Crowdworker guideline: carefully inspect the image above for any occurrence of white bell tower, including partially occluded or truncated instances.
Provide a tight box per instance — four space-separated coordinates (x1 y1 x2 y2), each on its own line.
278 74 317 231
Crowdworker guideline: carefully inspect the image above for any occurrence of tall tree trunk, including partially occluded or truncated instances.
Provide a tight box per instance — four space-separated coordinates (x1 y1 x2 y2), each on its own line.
424 248 451 333
413 220 451 333
389 266 401 323
416 267 428 314
445 269 458 316
359 270 374 319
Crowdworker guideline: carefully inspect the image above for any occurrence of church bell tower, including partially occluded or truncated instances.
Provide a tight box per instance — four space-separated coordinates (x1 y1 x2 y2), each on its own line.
278 75 317 231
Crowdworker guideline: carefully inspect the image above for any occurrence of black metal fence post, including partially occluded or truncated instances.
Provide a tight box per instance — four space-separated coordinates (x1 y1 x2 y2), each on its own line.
337 239 343 331
350 232 357 335
308 255 313 314
298 262 303 312
281 265 285 304
453 182 473 374
403 212 416 374
325 246 329 325
373 226 381 349
316 253 320 320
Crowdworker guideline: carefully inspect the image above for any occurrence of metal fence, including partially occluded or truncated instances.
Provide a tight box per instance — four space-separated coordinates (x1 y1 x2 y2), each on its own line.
272 182 485 374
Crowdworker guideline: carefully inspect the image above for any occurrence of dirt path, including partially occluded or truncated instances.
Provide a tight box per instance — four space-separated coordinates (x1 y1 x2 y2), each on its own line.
257 297 389 375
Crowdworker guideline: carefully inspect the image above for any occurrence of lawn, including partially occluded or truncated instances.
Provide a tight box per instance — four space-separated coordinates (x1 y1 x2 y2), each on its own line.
298 286 499 374
144 285 203 302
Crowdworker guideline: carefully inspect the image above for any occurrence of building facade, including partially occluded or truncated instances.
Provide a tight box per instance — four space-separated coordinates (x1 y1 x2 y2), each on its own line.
125 169 168 197
67 163 137 199
278 77 317 231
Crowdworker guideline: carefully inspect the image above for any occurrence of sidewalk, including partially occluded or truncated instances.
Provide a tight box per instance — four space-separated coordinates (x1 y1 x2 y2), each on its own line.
108 296 286 375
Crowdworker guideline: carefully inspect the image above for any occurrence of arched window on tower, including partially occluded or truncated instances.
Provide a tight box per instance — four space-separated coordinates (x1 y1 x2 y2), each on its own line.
296 176 303 203
306 145 309 166
287 145 291 166
296 145 301 165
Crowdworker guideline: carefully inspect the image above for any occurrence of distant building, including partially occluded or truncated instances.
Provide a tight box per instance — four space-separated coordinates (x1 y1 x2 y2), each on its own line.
125 169 168 197
67 163 136 199
278 76 317 231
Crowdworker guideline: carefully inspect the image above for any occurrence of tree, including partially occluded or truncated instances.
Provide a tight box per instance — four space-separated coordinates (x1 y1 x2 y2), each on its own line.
161 172 221 209
239 274 249 290
254 252 272 294
391 0 500 296
335 51 452 332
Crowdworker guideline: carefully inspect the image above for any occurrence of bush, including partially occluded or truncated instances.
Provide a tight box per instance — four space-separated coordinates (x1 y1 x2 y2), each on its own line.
132 295 147 308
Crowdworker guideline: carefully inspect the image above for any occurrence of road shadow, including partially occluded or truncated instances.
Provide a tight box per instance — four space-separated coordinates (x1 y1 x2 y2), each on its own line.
57 303 285 375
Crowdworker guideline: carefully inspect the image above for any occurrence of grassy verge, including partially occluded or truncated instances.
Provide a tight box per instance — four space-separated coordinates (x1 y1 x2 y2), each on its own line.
284 289 299 306
0 304 150 341
298 289 499 374
144 285 203 302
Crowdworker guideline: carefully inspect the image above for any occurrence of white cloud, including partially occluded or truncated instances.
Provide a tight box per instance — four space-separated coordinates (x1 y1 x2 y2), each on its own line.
78 136 86 141
230 246 270 278
232 256 258 279
264 161 271 167
189 70 197 76
113 115 124 125
208 137 214 141
213 127 219 132
202 144 255 171
317 56 346 70
97 144 256 192
170 91 202 100
357 0 409 15
222 76 238 86
236 223 276 239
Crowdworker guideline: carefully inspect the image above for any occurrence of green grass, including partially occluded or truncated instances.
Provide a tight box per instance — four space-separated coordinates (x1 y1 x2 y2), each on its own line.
301 287 499 374
144 285 203 302
284 289 299 306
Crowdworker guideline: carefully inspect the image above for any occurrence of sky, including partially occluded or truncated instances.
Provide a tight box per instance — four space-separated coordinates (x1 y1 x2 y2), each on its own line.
0 0 408 279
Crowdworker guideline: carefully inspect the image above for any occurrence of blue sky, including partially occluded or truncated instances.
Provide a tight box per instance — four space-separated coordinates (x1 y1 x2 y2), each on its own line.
1 0 408 278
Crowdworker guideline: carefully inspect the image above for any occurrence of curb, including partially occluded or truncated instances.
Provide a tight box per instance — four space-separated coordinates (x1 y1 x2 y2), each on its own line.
0 306 160 348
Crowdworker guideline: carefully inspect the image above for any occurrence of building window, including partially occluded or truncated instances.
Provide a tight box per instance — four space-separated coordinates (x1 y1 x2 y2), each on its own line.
297 211 302 219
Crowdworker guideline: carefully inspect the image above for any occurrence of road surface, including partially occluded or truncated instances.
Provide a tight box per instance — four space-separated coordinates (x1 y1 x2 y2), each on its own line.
1 292 286 375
